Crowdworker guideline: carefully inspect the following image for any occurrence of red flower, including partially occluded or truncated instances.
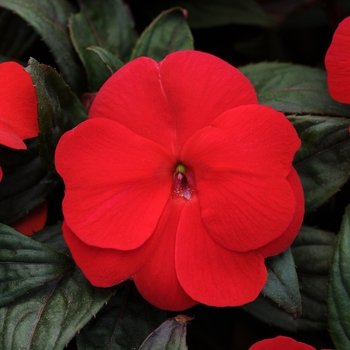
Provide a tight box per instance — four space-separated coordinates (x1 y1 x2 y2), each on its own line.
325 16 350 103
249 336 315 350
0 61 38 180
12 202 48 237
55 51 304 311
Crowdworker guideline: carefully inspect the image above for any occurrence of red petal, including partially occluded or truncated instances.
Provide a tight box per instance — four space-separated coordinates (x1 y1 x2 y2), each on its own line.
181 105 300 252
89 56 176 152
0 62 38 141
257 168 304 257
12 201 48 237
175 198 267 307
158 50 258 149
134 199 197 311
55 117 174 250
0 120 27 149
249 336 315 350
89 51 257 154
325 17 350 103
63 221 158 287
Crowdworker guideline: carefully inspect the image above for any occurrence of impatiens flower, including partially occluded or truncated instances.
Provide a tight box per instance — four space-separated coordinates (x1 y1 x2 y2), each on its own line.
325 16 350 103
12 201 48 237
0 61 38 180
55 50 304 311
249 336 315 350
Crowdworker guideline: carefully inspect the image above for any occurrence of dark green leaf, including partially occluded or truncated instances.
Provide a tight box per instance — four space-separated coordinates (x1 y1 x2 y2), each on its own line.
0 0 86 94
240 62 350 116
0 224 72 308
242 293 327 332
137 0 272 28
130 7 193 62
243 226 335 332
263 248 301 318
26 58 87 172
32 222 70 255
69 0 137 90
292 226 336 275
0 139 57 224
0 8 37 58
87 47 124 75
77 282 166 350
0 268 116 350
139 315 192 350
328 205 350 349
289 115 350 213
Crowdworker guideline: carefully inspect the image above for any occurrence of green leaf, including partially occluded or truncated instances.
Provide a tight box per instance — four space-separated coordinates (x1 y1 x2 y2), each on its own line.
87 47 124 75
240 62 350 116
137 0 272 28
0 8 37 58
69 0 137 91
243 226 335 332
263 248 301 318
32 222 70 255
26 58 87 172
289 115 350 213
328 205 350 349
292 226 336 275
0 267 117 350
0 139 57 224
0 0 86 94
0 224 72 308
139 315 192 350
130 7 193 62
76 282 166 350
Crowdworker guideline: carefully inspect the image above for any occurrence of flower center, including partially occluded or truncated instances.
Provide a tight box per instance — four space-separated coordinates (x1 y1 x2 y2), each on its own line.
173 163 192 200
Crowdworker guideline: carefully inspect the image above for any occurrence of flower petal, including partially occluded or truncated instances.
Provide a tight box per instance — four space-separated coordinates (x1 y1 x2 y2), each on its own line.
181 105 300 252
325 17 350 103
158 50 258 148
249 336 315 350
257 168 304 257
0 62 38 141
89 51 257 153
12 201 48 237
55 117 175 250
134 199 197 311
175 198 267 306
89 56 176 152
0 119 27 149
63 221 158 287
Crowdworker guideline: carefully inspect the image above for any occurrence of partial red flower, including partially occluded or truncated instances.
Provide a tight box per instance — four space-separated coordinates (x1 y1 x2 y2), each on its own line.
325 16 350 103
12 202 48 237
249 336 315 350
0 61 38 180
55 50 304 311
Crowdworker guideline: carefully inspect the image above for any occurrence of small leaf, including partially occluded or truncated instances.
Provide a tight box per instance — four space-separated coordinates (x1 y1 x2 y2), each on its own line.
26 58 87 172
137 0 272 28
87 47 124 75
69 0 137 90
139 315 193 350
0 139 57 224
289 115 350 213
76 282 166 350
240 62 350 116
328 205 350 349
0 224 72 308
130 7 194 62
263 248 301 318
0 267 117 350
0 0 86 94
